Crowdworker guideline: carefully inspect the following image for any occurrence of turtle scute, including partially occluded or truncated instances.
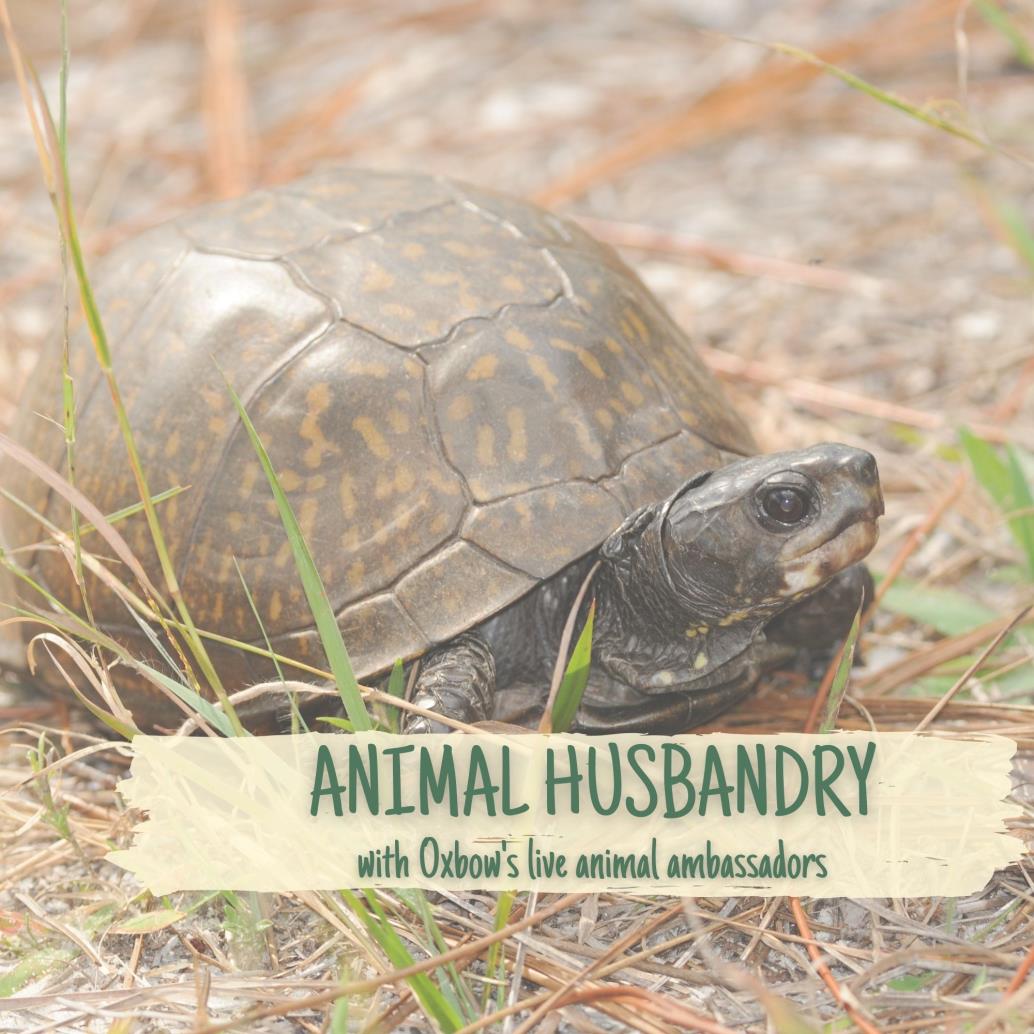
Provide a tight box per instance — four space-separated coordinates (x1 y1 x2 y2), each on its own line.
2 168 755 729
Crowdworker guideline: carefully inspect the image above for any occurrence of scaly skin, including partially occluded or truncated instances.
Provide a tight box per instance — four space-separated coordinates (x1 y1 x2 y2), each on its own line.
403 443 883 735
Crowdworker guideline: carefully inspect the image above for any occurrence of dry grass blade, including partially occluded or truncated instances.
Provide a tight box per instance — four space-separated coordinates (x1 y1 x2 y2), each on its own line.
510 903 682 1033
191 893 586 1033
789 898 883 1034
202 0 254 197
913 603 1033 732
0 2 236 726
860 611 1034 697
863 471 969 628
576 216 885 295
0 437 164 607
700 349 1015 446
534 0 959 205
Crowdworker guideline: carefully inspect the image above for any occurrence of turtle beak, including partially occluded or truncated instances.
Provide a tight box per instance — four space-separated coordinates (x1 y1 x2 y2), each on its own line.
848 449 884 519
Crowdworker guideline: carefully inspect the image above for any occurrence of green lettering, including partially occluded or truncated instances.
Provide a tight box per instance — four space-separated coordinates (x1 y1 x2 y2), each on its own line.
662 743 694 818
775 746 808 815
382 745 415 815
847 742 877 815
813 745 850 816
310 744 345 816
624 743 657 817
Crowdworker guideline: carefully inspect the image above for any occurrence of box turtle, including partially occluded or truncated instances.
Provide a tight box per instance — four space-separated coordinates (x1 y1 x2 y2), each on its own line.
2 168 883 733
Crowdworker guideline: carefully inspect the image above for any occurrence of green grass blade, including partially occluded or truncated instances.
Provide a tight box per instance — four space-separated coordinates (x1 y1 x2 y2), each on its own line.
1005 446 1034 577
993 198 1034 275
976 0 1034 69
961 428 1034 578
341 890 462 1031
233 556 307 733
222 373 372 731
486 889 516 1010
961 427 1011 500
0 21 237 730
382 658 406 732
329 964 350 1034
772 42 992 153
819 607 861 733
397 888 479 1021
878 578 998 637
78 486 187 535
550 600 595 733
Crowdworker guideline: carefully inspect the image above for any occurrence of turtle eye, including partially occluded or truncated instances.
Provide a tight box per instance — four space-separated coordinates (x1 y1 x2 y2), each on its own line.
761 486 810 525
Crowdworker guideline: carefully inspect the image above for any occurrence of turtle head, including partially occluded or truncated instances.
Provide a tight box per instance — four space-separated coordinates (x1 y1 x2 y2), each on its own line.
659 443 883 621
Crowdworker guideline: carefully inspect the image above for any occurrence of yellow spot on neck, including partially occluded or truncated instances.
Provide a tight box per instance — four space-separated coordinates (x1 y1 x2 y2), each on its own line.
719 609 750 627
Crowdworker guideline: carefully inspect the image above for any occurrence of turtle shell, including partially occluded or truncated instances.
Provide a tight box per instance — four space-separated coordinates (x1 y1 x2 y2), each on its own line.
4 168 755 728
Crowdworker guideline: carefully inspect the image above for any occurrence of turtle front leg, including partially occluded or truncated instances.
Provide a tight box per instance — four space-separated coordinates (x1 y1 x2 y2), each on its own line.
402 633 496 733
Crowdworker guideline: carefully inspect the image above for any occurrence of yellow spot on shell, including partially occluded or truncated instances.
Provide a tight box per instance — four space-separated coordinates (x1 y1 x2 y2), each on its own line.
353 416 391 460
387 409 410 434
339 476 357 518
476 425 495 466
402 242 425 260
625 307 649 343
362 262 395 292
595 408 614 430
269 591 283 623
621 381 645 405
447 396 473 421
227 513 244 533
279 469 302 492
467 355 499 381
527 354 558 393
505 328 534 352
275 539 293 569
300 383 337 469
578 349 605 379
423 270 459 287
506 408 527 462
396 465 415 493
382 302 415 319
351 360 390 378
239 461 260 498
298 497 318 540
443 239 477 257
430 512 451 535
694 652 709 669
604 337 623 355
164 431 180 458
502 274 524 292
348 560 365 588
